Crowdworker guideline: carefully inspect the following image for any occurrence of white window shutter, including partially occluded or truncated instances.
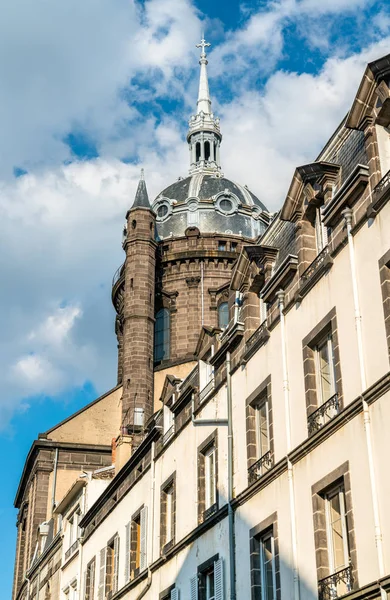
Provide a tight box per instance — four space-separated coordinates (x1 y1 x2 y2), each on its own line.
190 575 198 600
113 535 120 593
98 547 106 600
140 506 148 572
125 522 131 582
214 558 224 600
170 588 179 600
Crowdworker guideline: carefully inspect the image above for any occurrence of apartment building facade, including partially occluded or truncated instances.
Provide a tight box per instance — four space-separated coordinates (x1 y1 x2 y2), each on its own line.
12 44 390 600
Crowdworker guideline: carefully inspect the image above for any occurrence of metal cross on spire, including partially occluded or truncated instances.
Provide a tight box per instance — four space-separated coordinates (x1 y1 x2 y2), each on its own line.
196 36 211 59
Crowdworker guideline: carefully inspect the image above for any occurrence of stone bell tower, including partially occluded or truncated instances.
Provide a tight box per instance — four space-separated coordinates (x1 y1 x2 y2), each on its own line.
121 171 156 437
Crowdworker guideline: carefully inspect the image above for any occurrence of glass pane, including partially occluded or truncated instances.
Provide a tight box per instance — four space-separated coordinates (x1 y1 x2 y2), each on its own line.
218 302 229 329
318 338 333 402
154 309 170 361
258 403 269 457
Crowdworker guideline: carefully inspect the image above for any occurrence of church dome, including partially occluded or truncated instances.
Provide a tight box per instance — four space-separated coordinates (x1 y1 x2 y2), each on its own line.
150 37 270 240
153 172 269 239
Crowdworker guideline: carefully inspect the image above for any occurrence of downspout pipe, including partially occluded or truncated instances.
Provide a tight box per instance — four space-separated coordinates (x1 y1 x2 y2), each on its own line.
136 441 155 600
226 351 236 600
342 210 386 593
277 290 300 600
191 394 228 426
51 448 59 513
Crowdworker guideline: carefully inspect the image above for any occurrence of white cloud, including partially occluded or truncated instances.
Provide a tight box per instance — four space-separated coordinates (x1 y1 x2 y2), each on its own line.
28 305 82 346
0 0 389 428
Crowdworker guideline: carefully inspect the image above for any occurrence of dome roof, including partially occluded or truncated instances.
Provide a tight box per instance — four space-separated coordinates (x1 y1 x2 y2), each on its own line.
152 172 269 240
158 174 267 210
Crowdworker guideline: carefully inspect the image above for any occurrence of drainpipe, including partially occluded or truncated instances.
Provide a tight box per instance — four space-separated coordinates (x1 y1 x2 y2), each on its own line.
201 261 205 326
77 484 87 597
51 448 59 513
342 209 386 593
135 441 155 600
277 290 300 600
226 351 236 600
191 358 234 599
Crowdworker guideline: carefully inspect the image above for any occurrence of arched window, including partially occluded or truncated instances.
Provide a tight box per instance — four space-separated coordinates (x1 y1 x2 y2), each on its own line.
218 302 229 329
204 141 210 161
196 142 201 162
154 309 170 362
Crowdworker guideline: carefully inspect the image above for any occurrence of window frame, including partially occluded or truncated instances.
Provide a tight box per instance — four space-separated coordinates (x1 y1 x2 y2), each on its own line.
197 431 218 523
204 445 217 510
217 302 229 329
250 514 280 600
314 332 337 406
324 485 350 574
154 308 170 363
255 396 270 460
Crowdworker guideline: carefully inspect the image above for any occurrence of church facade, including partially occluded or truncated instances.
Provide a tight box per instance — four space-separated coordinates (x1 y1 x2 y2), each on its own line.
11 43 390 600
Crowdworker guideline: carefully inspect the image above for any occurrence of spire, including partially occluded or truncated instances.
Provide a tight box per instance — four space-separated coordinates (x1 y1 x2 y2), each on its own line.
196 36 212 115
187 37 222 175
132 169 151 209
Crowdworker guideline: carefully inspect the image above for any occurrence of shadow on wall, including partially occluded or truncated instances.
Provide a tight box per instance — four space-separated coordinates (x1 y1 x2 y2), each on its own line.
150 487 321 600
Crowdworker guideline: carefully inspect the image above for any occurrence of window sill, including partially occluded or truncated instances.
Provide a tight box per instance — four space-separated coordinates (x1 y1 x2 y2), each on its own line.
202 502 218 522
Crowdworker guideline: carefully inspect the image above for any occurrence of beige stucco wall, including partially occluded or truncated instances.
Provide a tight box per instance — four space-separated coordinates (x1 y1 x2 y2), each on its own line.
47 386 122 445
153 361 197 410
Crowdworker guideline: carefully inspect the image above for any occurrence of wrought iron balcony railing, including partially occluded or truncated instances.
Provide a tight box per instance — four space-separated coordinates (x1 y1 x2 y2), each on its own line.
198 377 215 404
308 393 340 436
64 539 79 561
248 450 273 484
301 246 330 285
374 168 390 199
162 424 175 445
318 565 353 600
246 319 269 352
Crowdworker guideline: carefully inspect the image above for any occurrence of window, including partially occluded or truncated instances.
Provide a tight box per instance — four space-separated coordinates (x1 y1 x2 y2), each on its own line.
196 142 201 162
250 516 280 600
191 556 224 600
154 309 170 362
68 510 80 549
84 559 95 600
157 205 169 218
315 333 336 405
256 399 270 459
246 377 274 485
64 581 77 600
314 205 328 253
198 432 218 523
217 302 229 329
98 535 119 600
218 241 226 251
312 463 356 600
160 586 179 600
126 507 148 581
160 474 176 552
204 445 216 510
204 141 211 161
163 404 175 440
230 242 238 252
218 198 233 213
302 309 343 435
325 486 349 574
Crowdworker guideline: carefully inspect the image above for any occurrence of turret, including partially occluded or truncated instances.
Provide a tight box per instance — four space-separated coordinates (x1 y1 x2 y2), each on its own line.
121 171 156 439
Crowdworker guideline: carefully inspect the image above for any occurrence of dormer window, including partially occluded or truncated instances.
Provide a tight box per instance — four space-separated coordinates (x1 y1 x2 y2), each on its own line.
218 302 229 329
314 205 328 253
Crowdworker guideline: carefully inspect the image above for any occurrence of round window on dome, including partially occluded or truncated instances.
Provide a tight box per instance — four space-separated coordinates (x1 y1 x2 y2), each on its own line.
218 198 234 214
157 204 169 219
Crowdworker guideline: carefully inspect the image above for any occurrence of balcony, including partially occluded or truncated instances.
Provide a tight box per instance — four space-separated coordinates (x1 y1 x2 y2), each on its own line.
248 450 273 485
318 565 353 600
242 319 270 363
198 377 215 404
307 393 340 436
297 246 333 301
64 539 78 561
111 263 125 314
368 168 390 216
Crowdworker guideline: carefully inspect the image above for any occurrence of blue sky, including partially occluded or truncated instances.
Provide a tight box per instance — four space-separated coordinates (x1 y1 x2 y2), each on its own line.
1 0 390 594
